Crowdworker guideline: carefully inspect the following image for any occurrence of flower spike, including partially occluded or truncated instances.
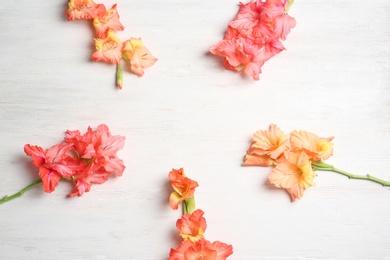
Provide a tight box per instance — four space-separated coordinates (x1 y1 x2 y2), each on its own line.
243 124 390 201
66 1 157 89
168 168 233 259
210 0 296 80
0 124 126 205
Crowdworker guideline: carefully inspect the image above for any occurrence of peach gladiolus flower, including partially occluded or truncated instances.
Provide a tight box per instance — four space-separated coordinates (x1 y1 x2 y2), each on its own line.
243 124 288 166
93 4 125 39
176 209 207 242
66 0 106 21
92 30 123 64
290 130 334 161
169 168 199 210
169 239 233 260
122 38 158 77
269 151 316 201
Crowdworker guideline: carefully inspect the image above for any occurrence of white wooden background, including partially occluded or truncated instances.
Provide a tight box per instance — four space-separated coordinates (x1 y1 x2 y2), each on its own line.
1 0 389 259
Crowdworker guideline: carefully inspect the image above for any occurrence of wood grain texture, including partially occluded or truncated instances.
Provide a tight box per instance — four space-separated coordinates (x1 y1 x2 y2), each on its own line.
0 0 389 259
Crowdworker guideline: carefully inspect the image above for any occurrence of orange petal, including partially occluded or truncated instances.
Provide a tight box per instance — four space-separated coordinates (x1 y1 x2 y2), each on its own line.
169 191 182 210
242 154 274 166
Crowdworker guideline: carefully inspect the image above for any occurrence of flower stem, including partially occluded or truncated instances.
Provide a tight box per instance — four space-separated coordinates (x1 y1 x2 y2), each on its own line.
183 195 196 215
286 0 295 13
0 178 42 205
312 161 390 186
116 63 123 90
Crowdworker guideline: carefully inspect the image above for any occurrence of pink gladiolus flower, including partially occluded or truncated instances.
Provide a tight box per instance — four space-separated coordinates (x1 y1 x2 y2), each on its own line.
243 124 288 166
269 150 316 201
66 0 106 21
169 168 199 210
122 38 158 77
169 239 233 260
24 143 82 193
210 37 265 80
93 4 125 39
92 30 123 64
210 0 296 80
176 209 207 242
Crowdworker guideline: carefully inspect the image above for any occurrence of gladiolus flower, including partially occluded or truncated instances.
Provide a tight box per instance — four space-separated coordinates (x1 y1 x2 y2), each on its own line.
243 124 288 166
169 168 199 210
269 150 316 201
93 4 125 39
210 37 265 80
66 0 106 21
23 124 125 197
210 0 296 80
169 239 233 260
92 30 123 64
65 124 126 174
65 124 126 197
289 130 334 161
176 209 207 242
24 143 82 193
122 38 158 77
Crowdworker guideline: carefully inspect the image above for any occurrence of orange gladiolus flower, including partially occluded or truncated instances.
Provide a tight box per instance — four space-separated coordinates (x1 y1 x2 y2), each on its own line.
169 239 233 260
176 209 207 242
122 38 158 77
290 130 334 161
169 168 199 210
93 4 125 39
243 124 288 166
92 30 123 64
269 151 316 201
66 0 106 21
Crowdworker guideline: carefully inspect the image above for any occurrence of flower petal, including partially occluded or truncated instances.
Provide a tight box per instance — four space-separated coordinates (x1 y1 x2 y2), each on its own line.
38 167 61 193
24 144 46 167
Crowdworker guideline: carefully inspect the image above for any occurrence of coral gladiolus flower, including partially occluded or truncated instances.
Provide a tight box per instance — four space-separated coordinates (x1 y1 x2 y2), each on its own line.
169 168 199 210
243 124 288 166
66 0 106 21
24 143 81 193
289 130 334 161
210 37 265 80
65 124 126 196
122 38 158 77
169 239 233 260
92 30 123 64
269 151 316 201
176 209 207 242
93 4 125 39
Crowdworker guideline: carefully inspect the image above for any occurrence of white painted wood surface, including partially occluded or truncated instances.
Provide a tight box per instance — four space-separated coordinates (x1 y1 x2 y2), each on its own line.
1 0 389 259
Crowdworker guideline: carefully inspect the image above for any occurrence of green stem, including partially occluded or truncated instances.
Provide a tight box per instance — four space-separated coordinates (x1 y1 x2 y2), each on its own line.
183 195 196 215
312 161 390 186
0 178 42 205
116 63 123 90
286 0 295 13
